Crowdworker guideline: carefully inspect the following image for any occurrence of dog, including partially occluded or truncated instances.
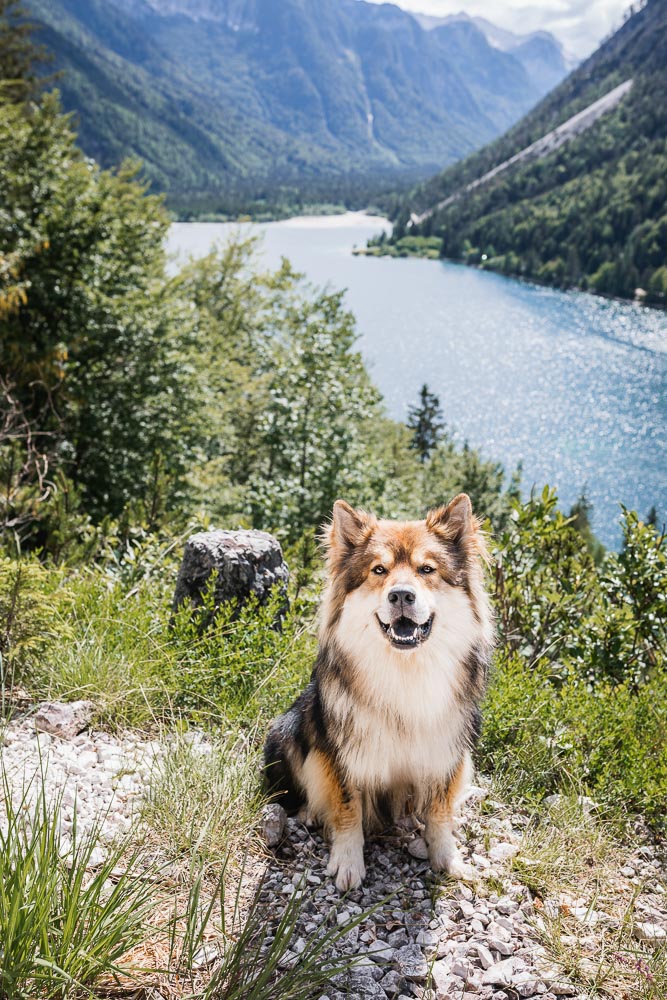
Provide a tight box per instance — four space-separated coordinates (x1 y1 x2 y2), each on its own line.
264 494 494 890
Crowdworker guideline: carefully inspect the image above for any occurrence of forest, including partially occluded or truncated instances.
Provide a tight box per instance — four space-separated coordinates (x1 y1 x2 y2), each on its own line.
393 0 667 304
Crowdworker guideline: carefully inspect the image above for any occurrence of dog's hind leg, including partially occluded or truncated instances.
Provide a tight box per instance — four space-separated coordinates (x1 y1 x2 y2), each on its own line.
424 754 473 879
301 750 365 891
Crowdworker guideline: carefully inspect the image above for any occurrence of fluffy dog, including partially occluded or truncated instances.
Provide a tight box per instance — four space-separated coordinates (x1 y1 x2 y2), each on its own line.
264 494 494 890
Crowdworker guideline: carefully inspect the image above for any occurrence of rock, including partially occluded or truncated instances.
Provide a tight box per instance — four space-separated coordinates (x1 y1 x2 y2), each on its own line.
475 944 495 970
379 970 402 994
489 843 520 863
34 700 95 740
458 900 476 920
367 939 394 962
488 936 513 957
347 972 387 996
537 968 578 996
495 897 519 916
482 959 516 987
633 921 667 945
512 971 542 997
172 528 289 625
260 803 287 847
430 960 451 996
416 929 439 949
408 837 429 860
396 944 429 981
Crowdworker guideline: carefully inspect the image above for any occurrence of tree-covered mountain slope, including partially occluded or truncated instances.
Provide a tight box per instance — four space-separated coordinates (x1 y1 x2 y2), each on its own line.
394 0 667 304
27 0 568 211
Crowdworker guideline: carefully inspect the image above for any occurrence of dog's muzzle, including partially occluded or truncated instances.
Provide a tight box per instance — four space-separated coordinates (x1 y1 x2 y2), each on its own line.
376 613 434 648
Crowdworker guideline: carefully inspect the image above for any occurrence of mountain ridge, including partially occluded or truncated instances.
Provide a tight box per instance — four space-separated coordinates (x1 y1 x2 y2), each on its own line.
28 0 569 211
392 0 667 304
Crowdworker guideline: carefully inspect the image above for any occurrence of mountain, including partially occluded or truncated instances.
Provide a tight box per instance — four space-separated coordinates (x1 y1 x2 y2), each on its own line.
27 0 569 212
394 0 667 305
413 11 576 95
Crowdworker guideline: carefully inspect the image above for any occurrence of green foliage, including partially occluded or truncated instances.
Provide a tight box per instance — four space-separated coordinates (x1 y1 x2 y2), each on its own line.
480 651 667 830
0 775 155 999
361 234 443 259
407 384 445 463
398 0 667 302
494 489 666 685
0 92 203 533
0 0 49 103
0 556 69 695
481 490 667 831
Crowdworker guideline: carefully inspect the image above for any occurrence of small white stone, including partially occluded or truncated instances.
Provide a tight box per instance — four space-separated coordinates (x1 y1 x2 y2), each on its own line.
482 958 516 987
489 843 519 863
408 837 429 859
633 922 667 945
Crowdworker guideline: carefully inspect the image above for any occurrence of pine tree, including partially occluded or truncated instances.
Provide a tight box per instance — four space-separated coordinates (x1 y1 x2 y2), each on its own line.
407 384 444 463
0 0 49 103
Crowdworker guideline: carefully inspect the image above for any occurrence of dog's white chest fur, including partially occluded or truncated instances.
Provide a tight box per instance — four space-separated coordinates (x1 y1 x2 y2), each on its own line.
327 596 477 792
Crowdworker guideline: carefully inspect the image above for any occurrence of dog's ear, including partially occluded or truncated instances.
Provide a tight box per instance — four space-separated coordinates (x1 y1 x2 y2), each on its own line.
327 499 376 550
426 493 473 542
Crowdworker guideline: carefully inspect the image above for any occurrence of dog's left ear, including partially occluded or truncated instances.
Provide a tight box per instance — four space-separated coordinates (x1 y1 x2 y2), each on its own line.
426 493 473 542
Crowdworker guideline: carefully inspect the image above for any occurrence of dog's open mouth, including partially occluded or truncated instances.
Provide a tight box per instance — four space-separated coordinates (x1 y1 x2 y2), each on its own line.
376 614 434 648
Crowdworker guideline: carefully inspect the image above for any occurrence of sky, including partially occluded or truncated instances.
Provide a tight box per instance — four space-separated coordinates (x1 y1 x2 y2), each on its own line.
365 0 632 58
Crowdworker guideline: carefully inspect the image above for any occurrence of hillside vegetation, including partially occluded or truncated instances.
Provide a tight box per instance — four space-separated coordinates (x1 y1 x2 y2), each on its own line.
394 0 667 304
26 0 568 213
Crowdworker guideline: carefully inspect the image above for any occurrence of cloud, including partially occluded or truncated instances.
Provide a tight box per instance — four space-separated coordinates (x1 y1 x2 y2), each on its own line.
365 0 632 57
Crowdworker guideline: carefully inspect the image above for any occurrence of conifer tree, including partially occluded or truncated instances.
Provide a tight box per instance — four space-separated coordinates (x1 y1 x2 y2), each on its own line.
0 0 48 103
407 384 444 463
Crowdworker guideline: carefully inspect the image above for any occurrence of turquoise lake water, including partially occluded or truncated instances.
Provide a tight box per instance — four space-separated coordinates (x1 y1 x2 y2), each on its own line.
168 213 667 548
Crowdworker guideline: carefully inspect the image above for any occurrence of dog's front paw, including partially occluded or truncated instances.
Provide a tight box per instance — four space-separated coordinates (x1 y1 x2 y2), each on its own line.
326 839 365 891
436 849 474 880
427 833 473 880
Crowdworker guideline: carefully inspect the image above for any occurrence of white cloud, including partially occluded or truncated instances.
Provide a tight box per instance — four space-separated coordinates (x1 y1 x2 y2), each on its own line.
365 0 632 58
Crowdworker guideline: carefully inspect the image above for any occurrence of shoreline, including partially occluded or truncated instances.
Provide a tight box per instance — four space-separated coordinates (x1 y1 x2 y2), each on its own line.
356 239 666 313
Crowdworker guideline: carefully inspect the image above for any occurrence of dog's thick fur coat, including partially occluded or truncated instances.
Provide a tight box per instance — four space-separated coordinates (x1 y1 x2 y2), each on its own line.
264 494 494 889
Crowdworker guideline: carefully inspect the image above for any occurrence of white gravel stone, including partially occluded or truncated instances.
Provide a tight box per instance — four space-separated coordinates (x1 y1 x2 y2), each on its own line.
261 803 287 847
34 700 95 740
633 921 667 945
482 958 517 987
489 843 520 862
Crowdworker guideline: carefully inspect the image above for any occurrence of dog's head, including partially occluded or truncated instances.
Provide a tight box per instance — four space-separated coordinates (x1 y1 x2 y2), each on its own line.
321 495 491 657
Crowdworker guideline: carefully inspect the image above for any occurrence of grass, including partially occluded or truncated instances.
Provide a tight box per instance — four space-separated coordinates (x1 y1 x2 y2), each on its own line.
0 755 371 999
510 794 667 1000
142 727 264 864
0 770 157 999
7 562 316 732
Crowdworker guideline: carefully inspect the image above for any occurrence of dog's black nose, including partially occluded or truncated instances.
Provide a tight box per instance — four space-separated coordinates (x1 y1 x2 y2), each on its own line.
388 585 416 607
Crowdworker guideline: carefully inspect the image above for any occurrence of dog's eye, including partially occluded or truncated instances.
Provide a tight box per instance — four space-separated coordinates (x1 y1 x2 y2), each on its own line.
372 565 386 576
419 565 435 575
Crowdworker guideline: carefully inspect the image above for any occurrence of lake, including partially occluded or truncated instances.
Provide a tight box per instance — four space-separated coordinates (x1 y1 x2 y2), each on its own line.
167 213 667 548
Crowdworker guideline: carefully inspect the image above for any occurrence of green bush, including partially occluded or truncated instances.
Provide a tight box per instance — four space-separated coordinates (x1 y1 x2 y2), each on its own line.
480 651 667 831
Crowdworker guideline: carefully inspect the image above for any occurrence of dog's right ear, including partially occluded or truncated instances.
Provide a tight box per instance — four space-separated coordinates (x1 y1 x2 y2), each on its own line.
327 499 376 550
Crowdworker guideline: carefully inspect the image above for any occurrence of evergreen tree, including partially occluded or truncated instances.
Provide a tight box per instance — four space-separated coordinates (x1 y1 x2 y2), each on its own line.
570 491 605 564
0 0 49 103
407 384 444 463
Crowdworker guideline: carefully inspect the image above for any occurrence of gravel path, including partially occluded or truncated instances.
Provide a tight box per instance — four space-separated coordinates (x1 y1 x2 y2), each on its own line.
3 707 666 1000
260 801 578 1000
